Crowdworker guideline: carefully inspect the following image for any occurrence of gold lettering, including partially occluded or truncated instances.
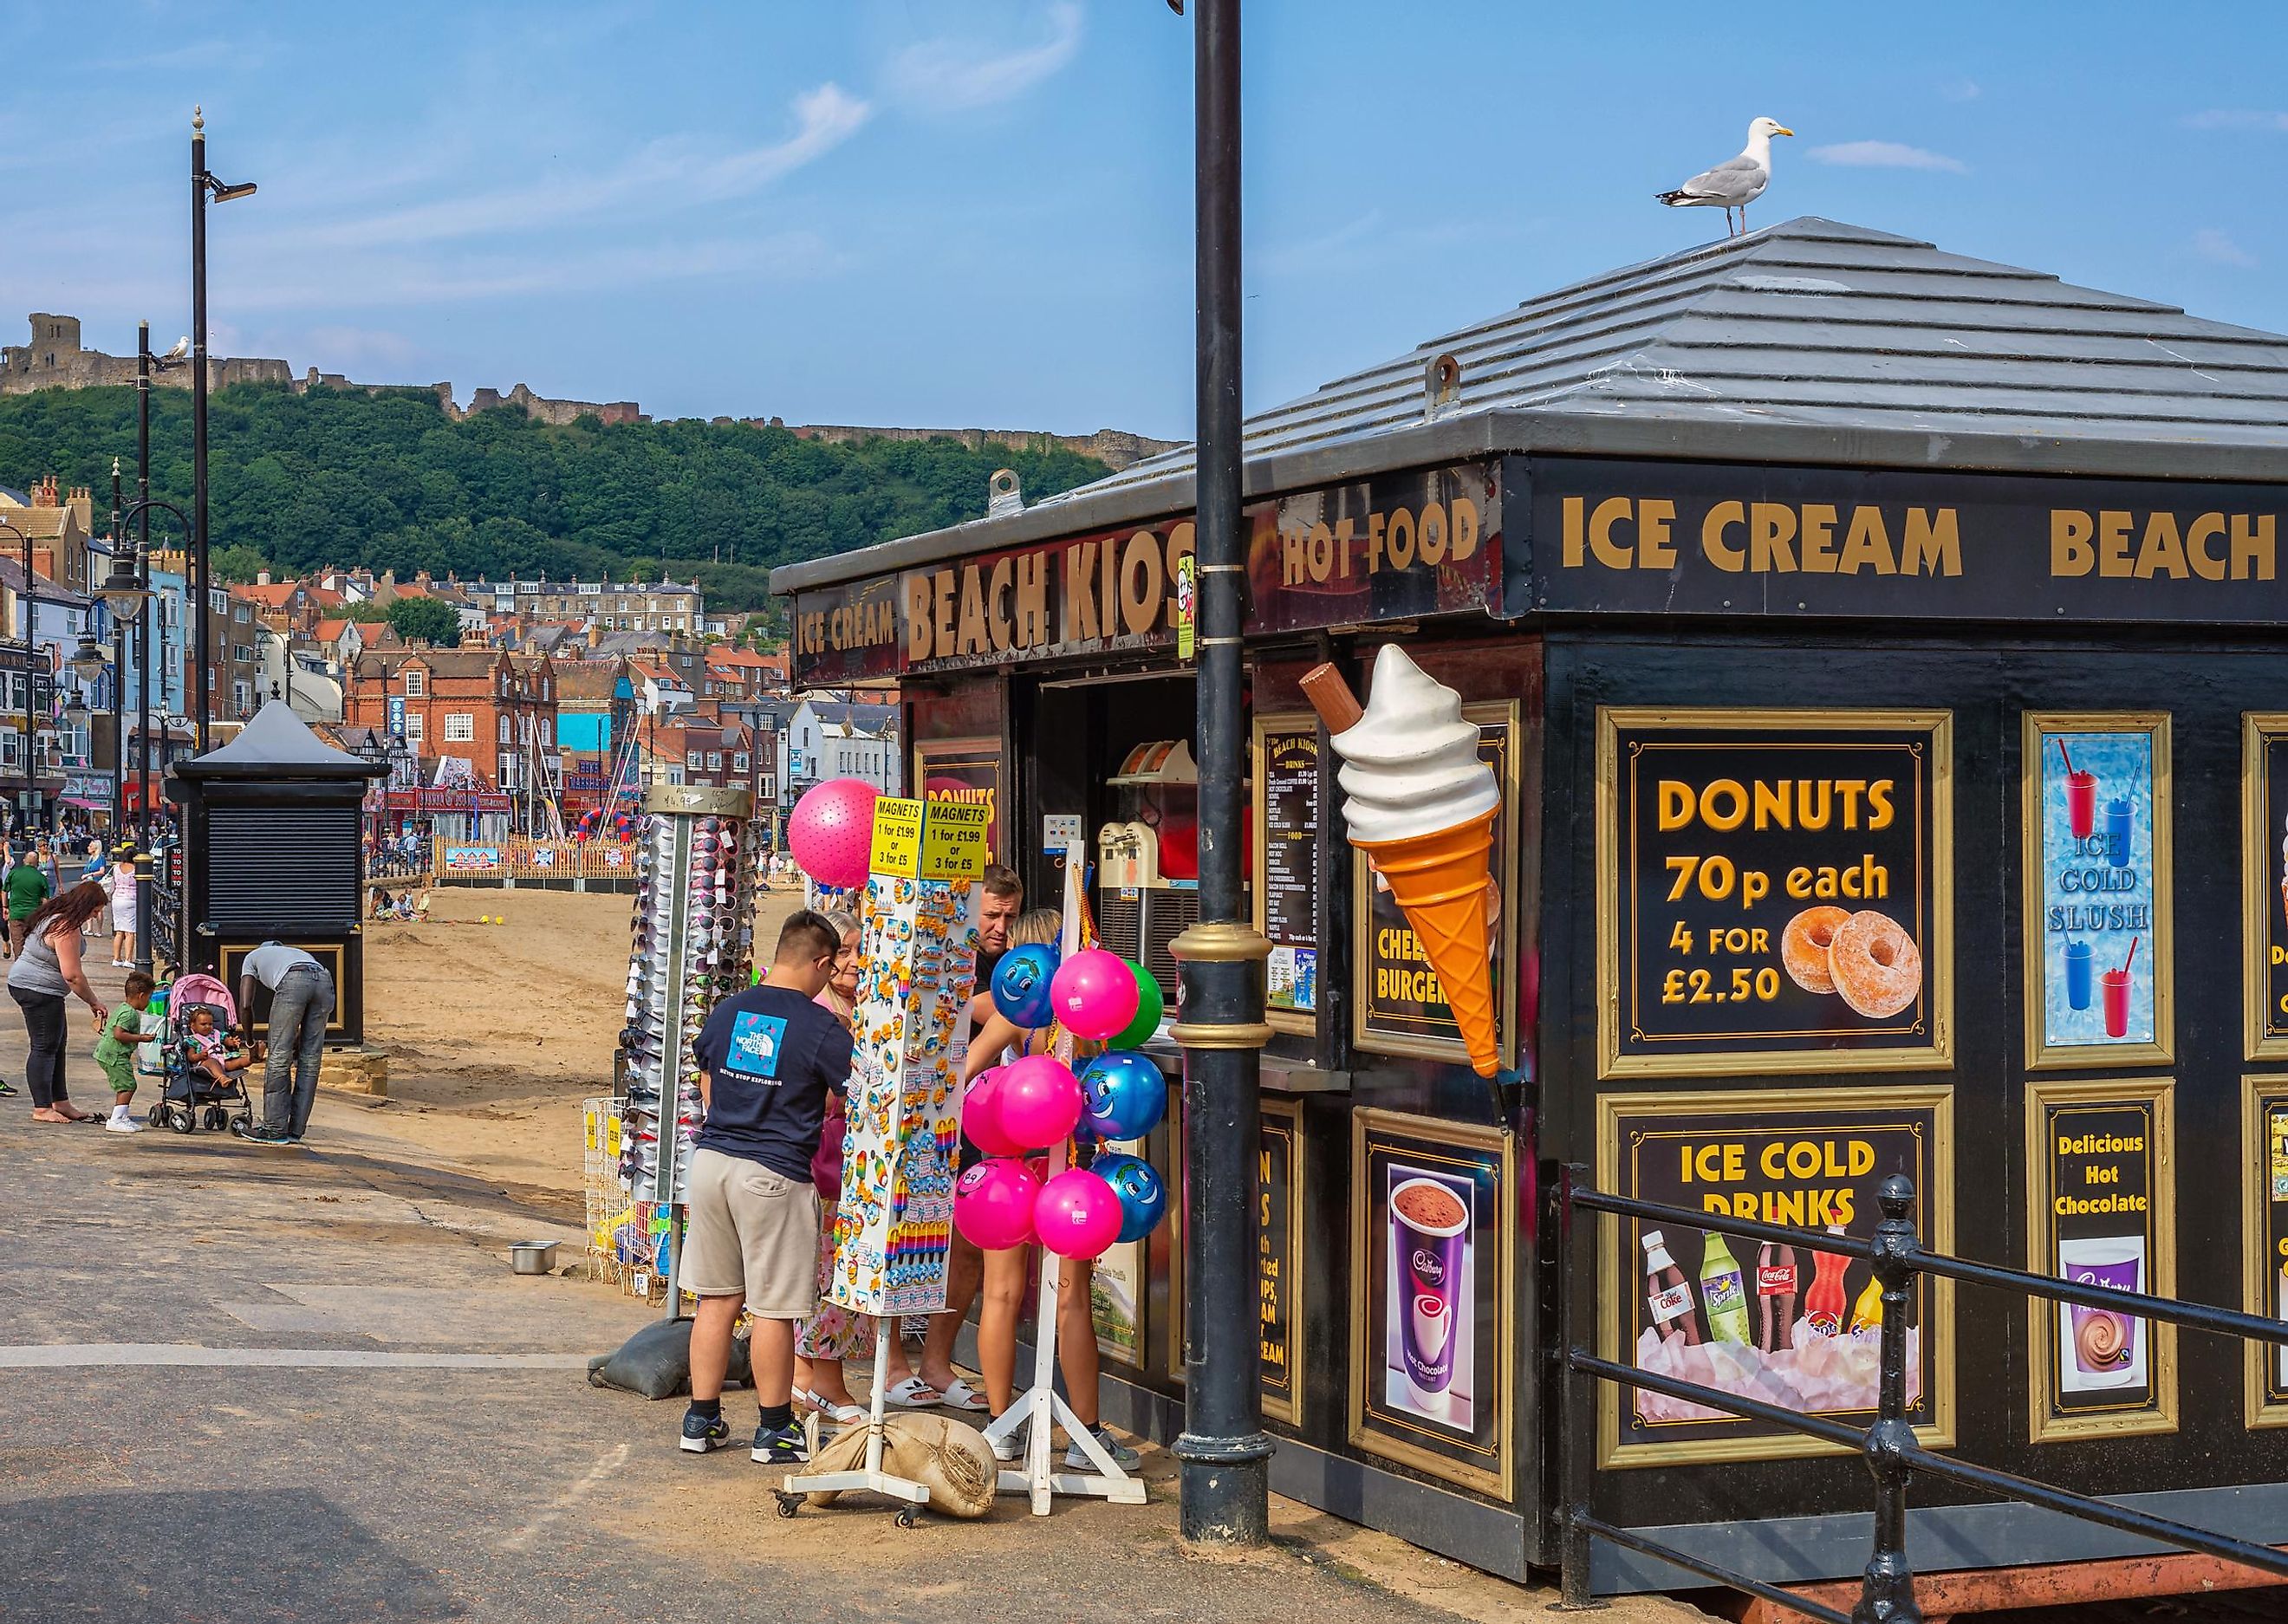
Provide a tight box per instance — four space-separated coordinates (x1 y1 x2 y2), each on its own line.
986 558 1013 653
904 572 933 659
2187 513 2226 581
1703 501 1745 571
2133 512 2187 580
1839 507 1895 575
1418 501 1449 566
1063 542 1099 642
1387 506 1417 568
956 564 988 655
1307 520 1334 582
1015 551 1049 648
933 568 957 659
2051 510 2095 577
1639 499 1678 568
2097 510 2134 578
2233 514 2276 581
1902 509 1961 576
1450 496 1480 562
1589 497 1632 569
1798 503 1838 574
1750 503 1797 572
1119 529 1163 637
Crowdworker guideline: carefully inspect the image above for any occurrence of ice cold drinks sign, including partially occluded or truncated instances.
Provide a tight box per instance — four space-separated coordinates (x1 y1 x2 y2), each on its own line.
1599 709 1952 1078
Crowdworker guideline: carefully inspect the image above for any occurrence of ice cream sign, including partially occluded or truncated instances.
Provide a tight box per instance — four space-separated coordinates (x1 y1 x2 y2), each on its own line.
1598 707 1953 1078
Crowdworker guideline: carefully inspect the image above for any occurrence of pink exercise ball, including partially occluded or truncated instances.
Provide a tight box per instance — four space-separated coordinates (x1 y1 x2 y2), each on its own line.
1049 948 1141 1042
961 1068 1026 1159
953 1157 1041 1251
787 778 878 890
996 1054 1084 1151
1034 1168 1122 1260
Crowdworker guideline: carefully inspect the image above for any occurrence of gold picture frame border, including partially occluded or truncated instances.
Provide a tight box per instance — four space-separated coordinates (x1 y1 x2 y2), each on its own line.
1594 706 1957 1081
2241 716 2288 1062
2023 1075 2179 1444
1252 710 1320 1040
1593 1083 1957 1468
912 734 1004 864
220 940 351 1043
1347 1107 1515 1499
2241 1075 2288 1429
2020 711 2174 1071
1259 1096 1306 1426
1350 699 1523 1068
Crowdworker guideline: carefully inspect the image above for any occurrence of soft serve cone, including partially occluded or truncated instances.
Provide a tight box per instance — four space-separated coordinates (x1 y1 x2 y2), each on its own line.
1303 646 1504 1077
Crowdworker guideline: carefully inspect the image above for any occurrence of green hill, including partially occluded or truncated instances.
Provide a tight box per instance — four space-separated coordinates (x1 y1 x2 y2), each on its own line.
0 383 1115 617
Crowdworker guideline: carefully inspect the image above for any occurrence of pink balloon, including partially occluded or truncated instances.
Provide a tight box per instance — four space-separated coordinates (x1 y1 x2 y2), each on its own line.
953 1158 1041 1251
1049 948 1141 1042
787 778 879 890
996 1054 1084 1151
961 1069 1026 1159
1034 1168 1122 1260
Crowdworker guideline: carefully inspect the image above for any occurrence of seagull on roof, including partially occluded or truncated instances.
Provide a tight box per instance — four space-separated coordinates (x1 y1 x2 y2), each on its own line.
1657 117 1794 237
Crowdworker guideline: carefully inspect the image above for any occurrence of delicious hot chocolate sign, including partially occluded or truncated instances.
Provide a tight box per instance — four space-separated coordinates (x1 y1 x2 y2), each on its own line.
1596 708 1954 1078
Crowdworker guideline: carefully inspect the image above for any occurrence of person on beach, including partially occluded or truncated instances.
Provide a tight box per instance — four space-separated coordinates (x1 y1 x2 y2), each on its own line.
7 881 110 1122
678 910 852 1466
94 971 156 1133
791 909 869 1425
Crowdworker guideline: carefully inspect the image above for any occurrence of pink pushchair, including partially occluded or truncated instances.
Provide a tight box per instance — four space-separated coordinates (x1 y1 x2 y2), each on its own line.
148 972 250 1135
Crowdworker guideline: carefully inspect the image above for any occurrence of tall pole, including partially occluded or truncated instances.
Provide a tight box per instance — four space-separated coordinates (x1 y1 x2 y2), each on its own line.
136 323 153 848
109 459 125 833
190 107 211 754
19 525 34 833
1169 0 1272 1548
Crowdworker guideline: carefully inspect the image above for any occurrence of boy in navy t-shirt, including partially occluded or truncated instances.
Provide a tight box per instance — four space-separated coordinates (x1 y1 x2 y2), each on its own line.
678 909 855 1465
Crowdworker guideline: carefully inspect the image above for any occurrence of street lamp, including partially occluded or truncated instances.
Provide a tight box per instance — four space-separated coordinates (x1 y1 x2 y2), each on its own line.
191 105 257 755
138 321 186 853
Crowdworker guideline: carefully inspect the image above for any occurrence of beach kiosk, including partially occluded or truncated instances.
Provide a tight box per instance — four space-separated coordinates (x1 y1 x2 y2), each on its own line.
772 219 2288 1604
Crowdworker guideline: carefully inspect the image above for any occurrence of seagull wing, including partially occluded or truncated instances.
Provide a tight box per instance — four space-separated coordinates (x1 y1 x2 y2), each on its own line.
1666 153 1768 206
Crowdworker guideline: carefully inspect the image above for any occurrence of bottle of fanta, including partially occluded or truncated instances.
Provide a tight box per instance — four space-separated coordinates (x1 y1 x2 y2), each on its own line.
1805 1224 1850 1337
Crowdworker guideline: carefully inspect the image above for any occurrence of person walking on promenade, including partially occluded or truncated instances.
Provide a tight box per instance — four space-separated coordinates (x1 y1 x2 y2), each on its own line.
231 940 336 1147
5 845 49 958
8 881 110 1122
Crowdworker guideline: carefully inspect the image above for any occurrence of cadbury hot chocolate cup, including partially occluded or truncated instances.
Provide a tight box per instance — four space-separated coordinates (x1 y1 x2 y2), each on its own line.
1391 1175 1471 1394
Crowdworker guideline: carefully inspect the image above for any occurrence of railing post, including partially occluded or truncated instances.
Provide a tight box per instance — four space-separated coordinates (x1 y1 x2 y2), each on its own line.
1854 1173 1922 1624
1554 1163 1609 1610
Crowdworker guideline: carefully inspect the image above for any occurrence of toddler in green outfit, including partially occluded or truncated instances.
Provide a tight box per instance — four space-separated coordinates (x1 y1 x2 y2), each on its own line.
97 971 156 1134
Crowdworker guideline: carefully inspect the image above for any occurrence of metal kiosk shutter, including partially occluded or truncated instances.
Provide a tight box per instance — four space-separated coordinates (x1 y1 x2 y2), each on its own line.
205 806 361 932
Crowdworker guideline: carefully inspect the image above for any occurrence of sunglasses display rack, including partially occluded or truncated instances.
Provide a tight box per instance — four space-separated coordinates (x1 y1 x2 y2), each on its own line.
616 788 759 1250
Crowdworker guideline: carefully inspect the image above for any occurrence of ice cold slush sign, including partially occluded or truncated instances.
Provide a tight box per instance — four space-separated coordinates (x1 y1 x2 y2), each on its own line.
1600 1088 1954 1466
1598 709 1952 1078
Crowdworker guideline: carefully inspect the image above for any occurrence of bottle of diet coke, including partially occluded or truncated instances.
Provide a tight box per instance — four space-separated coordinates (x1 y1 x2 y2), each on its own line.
1642 1231 1701 1344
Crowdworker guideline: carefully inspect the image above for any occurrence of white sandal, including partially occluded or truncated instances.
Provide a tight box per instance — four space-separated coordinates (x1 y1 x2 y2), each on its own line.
935 1377 989 1412
882 1375 943 1407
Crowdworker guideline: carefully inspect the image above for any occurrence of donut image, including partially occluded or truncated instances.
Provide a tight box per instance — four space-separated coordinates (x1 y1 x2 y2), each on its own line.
1781 906 1852 995
2075 1309 2130 1369
1827 910 1923 1020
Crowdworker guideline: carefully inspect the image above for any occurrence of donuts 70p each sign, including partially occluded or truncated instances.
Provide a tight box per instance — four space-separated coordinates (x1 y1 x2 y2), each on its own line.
1596 708 1954 1079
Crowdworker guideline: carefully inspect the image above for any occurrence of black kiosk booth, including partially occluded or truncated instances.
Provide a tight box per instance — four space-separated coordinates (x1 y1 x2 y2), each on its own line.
166 700 383 1045
775 219 2288 1601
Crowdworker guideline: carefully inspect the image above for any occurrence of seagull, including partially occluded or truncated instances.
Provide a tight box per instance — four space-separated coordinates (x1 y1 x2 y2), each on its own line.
1657 117 1794 237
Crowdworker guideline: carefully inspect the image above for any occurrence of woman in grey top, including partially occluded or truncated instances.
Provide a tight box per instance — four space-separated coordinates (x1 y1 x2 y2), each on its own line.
8 881 110 1122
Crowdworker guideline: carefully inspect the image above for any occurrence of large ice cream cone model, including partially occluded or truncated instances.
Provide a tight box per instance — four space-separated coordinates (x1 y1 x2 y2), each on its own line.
1308 645 1505 1077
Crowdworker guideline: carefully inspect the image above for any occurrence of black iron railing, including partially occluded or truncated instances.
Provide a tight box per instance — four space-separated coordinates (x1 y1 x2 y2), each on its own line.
1557 1167 2288 1621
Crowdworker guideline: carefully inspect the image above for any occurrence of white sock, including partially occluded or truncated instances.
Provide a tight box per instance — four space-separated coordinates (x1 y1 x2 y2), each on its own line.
110 1102 128 1120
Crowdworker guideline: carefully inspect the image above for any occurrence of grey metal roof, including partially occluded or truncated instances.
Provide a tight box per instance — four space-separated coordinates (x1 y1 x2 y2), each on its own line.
775 217 2288 594
176 698 383 780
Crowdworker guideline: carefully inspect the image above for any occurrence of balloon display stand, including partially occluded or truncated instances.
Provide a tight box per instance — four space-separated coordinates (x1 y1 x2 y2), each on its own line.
776 1322 931 1526
982 840 1147 1513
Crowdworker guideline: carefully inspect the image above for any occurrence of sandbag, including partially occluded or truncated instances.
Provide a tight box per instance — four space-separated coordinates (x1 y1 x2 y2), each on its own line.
586 1316 751 1399
801 1412 998 1519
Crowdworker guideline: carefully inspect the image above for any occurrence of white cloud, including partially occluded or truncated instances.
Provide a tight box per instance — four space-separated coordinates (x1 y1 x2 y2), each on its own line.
1939 78 1981 102
293 82 871 250
2185 109 2288 133
886 1 1083 114
2192 228 2257 268
1808 140 1968 173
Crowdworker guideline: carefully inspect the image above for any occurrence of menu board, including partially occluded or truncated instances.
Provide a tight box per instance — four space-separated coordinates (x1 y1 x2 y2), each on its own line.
1597 1087 1955 1466
1349 1108 1511 1495
2243 1077 2288 1426
2023 713 2173 1070
915 736 1002 861
1259 1101 1303 1422
2243 718 2288 1061
1354 701 1518 1066
2025 1078 2177 1442
1597 709 1953 1079
1254 715 1322 1033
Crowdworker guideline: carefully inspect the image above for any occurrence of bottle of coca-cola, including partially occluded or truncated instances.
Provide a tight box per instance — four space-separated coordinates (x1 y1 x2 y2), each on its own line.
1755 1242 1801 1354
1642 1231 1701 1344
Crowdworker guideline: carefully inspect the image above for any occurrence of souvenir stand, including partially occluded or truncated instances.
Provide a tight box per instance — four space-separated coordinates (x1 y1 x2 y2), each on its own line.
772 219 2288 1600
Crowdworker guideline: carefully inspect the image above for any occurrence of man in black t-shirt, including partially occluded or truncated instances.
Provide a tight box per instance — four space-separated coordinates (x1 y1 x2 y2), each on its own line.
678 909 853 1465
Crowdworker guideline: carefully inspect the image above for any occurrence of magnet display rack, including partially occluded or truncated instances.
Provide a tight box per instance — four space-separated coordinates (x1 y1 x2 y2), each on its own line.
616 785 758 1314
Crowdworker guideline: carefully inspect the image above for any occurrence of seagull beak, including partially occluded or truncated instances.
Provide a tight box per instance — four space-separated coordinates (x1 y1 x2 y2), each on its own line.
1775 126 1795 138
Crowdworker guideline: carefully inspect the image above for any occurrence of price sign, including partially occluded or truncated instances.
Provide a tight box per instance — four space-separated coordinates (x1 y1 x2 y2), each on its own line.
868 796 925 878
920 801 990 881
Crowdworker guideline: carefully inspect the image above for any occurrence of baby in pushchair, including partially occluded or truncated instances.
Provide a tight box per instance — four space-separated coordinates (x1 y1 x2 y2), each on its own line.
145 972 257 1135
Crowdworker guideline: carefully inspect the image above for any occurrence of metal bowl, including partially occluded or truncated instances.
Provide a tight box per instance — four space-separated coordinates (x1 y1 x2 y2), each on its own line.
509 1241 559 1276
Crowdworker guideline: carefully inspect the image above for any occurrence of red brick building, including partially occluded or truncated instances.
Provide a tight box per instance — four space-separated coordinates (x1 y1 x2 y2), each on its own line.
345 646 561 809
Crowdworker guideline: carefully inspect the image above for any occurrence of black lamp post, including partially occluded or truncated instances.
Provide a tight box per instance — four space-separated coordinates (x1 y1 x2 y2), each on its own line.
139 319 186 842
190 105 257 755
1168 0 1273 1548
108 496 183 983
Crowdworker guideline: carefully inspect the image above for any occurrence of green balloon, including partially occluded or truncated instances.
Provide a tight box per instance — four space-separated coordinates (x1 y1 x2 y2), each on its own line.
1109 958 1164 1049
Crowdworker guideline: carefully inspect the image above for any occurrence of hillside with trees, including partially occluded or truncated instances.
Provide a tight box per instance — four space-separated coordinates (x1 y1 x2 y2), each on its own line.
0 384 1118 614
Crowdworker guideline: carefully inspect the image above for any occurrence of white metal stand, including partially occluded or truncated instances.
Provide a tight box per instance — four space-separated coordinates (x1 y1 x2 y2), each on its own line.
979 839 1147 1512
775 1321 931 1525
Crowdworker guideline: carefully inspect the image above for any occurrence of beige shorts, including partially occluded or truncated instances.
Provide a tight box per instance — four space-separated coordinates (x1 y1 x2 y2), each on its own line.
680 1147 820 1320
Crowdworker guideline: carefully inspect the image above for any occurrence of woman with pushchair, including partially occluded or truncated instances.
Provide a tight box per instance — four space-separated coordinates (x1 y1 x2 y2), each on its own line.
3 881 110 1122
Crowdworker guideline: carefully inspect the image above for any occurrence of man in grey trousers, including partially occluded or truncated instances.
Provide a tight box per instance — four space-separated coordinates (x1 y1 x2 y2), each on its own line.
231 940 335 1146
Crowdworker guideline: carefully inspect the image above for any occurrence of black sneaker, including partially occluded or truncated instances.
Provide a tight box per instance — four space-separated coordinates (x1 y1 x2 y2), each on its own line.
679 1408 730 1454
231 1120 292 1145
751 1420 809 1465
0 1078 16 1096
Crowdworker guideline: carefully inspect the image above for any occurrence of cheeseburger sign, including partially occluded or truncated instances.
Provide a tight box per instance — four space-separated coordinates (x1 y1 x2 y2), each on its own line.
790 463 1503 684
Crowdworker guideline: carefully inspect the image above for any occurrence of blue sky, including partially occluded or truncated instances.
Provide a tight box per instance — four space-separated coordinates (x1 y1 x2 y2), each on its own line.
3 2 2285 440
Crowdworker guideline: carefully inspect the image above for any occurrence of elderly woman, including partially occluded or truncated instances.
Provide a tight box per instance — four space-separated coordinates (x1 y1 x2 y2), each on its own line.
8 880 111 1122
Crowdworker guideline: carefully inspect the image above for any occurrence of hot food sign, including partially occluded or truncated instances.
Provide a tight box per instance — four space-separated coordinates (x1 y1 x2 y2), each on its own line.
790 463 1501 683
